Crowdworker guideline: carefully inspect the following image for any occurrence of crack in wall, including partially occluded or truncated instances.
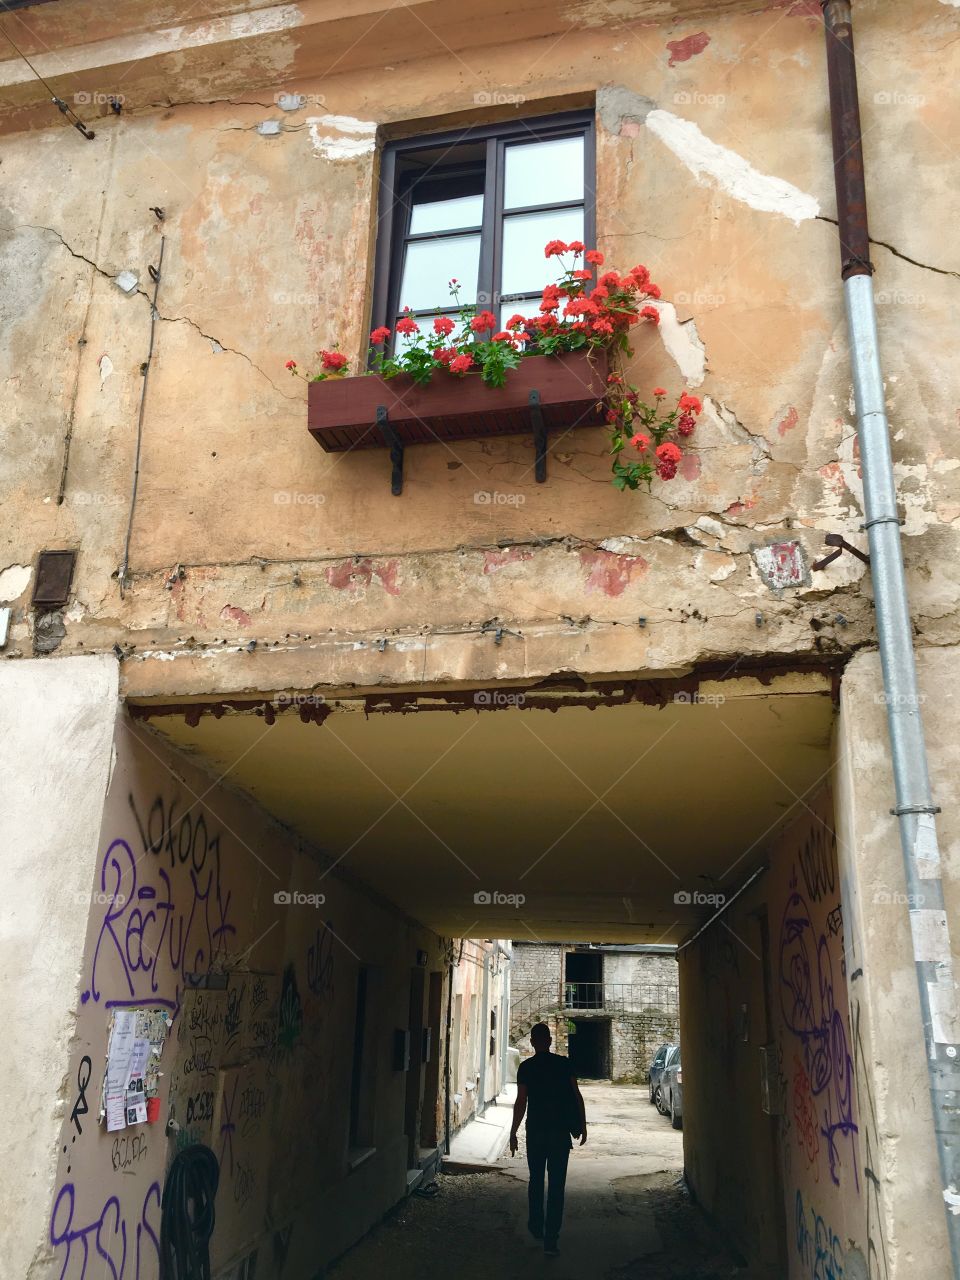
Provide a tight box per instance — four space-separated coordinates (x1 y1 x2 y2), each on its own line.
16 223 296 398
817 215 960 281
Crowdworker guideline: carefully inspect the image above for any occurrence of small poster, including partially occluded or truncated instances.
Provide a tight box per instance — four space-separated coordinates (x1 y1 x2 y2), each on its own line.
101 1009 171 1132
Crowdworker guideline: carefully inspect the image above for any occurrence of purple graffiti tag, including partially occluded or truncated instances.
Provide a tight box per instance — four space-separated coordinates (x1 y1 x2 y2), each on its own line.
84 794 236 1017
780 888 859 1192
50 1181 160 1280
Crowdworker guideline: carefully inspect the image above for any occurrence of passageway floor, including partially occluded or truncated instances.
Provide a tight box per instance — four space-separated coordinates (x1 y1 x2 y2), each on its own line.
329 1083 778 1280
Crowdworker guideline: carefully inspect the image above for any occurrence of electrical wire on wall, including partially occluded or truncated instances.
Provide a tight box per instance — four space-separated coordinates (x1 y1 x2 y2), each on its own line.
0 25 95 138
119 231 165 598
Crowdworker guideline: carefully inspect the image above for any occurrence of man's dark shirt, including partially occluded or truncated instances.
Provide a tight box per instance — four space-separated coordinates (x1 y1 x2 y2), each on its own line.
517 1051 576 1138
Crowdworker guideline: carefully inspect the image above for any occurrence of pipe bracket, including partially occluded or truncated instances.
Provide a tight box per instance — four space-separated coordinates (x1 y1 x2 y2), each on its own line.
890 804 942 817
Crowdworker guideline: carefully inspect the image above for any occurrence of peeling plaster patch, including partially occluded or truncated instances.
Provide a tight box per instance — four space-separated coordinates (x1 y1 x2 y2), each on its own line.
752 540 809 590
257 119 282 136
209 339 223 354
938 0 960 7
667 32 710 66
0 564 32 601
654 302 706 386
307 115 376 161
64 601 86 623
645 110 820 223
579 548 648 596
776 405 799 437
98 354 114 384
220 603 252 627
596 85 656 136
483 548 533 574
325 558 400 596
694 516 725 540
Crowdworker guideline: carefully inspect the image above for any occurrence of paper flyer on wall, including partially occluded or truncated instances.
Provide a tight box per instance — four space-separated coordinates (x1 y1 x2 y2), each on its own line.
102 1008 172 1131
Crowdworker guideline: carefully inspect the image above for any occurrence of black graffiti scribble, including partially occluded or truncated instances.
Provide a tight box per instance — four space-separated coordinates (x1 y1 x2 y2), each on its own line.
277 965 302 1053
70 1057 92 1136
798 827 837 903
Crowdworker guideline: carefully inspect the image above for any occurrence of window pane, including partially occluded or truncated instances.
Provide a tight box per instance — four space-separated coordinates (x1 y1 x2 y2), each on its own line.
504 136 584 210
500 207 584 296
394 312 468 353
399 234 480 311
410 193 484 235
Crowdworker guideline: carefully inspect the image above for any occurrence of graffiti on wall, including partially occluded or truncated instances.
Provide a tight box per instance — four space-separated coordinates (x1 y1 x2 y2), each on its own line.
779 858 859 1192
82 793 236 1018
795 1190 844 1280
50 1180 161 1280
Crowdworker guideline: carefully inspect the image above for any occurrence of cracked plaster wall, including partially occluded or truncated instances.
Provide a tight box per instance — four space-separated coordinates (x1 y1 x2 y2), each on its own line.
0 0 958 699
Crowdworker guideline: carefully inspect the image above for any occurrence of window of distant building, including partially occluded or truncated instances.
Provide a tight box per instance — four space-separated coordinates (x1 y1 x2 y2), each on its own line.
372 112 595 353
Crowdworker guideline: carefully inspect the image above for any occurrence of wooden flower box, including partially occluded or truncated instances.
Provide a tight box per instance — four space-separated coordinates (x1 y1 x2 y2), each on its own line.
307 349 607 492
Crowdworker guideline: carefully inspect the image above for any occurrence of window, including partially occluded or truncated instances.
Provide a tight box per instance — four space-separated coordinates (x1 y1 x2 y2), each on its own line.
372 112 595 352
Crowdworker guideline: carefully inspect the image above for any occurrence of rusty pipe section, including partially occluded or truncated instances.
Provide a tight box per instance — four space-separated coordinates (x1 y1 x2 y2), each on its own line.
822 0 873 278
821 4 960 1275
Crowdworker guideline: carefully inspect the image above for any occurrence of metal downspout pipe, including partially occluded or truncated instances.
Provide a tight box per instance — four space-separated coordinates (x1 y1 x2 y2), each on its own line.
821 4 960 1268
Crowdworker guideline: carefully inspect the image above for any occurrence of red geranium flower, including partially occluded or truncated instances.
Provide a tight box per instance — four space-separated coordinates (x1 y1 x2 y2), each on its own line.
656 441 682 463
285 359 297 370
585 250 604 265
470 310 498 333
396 315 420 336
544 240 568 257
653 387 667 398
679 392 702 414
506 313 527 330
433 316 456 337
631 433 650 453
599 271 621 289
369 327 391 345
567 240 585 253
435 347 457 365
678 413 697 437
449 353 474 374
646 283 662 299
571 269 593 282
321 350 348 371
640 306 660 324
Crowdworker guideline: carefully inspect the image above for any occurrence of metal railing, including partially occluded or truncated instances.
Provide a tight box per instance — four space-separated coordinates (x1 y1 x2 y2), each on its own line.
510 980 678 1035
564 982 678 1013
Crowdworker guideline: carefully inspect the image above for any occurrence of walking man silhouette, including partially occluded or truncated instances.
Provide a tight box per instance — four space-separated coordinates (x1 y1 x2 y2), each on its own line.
509 1022 587 1256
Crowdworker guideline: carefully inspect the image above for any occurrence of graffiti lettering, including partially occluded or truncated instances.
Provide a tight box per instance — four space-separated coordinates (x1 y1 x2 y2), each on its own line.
233 1161 256 1209
50 1180 161 1280
852 1001 890 1279
792 1054 820 1172
83 793 236 1017
185 1090 214 1125
780 885 859 1190
239 1083 265 1138
111 1132 148 1173
70 1056 92 1136
277 965 302 1054
798 828 837 904
224 982 244 1052
795 1190 844 1280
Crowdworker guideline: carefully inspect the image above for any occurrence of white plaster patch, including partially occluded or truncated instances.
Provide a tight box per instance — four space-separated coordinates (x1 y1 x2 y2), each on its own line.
938 0 960 7
645 110 820 224
928 968 959 1045
654 302 706 386
98 354 113 384
0 563 32 602
307 115 377 161
946 1186 960 1216
752 541 808 590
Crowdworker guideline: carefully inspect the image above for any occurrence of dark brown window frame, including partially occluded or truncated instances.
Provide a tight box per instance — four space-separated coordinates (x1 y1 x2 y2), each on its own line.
371 110 596 356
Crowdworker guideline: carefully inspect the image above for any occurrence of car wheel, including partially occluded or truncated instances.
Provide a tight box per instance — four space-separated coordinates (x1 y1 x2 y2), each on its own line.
671 1097 682 1130
654 1086 665 1114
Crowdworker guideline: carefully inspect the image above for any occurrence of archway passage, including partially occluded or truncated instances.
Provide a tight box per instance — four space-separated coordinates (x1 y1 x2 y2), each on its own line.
129 669 845 1278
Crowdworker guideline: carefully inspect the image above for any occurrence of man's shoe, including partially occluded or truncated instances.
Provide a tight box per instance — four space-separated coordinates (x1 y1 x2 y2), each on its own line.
528 1223 544 1241
544 1239 560 1256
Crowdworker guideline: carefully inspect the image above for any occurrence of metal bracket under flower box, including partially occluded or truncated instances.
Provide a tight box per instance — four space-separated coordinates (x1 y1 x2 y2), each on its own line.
307 350 607 496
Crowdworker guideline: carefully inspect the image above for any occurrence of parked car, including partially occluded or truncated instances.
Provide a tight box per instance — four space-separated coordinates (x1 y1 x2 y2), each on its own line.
660 1045 683 1129
648 1042 678 1111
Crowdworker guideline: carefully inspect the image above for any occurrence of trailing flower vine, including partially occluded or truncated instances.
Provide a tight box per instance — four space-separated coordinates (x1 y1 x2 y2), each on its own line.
286 241 702 489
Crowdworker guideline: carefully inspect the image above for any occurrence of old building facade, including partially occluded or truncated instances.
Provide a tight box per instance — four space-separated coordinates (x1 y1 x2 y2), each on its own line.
1 1 958 1277
510 941 679 1081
